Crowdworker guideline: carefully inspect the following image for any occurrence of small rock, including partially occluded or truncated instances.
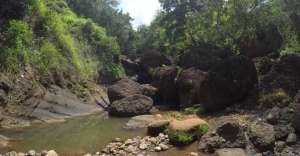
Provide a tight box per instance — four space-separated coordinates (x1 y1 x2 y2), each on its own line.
83 154 92 156
113 138 122 142
17 152 25 156
215 148 247 156
147 120 170 136
286 133 297 145
45 150 58 156
249 122 275 152
41 150 47 156
7 151 17 156
189 152 199 156
28 150 36 156
275 141 286 152
154 146 162 152
159 143 169 150
139 143 148 150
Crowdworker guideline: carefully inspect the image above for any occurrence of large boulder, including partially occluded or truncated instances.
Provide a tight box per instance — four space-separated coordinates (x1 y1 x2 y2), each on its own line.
120 55 140 77
107 78 142 103
199 56 258 111
178 46 232 71
198 121 246 153
139 49 172 70
177 68 207 108
152 66 178 105
137 49 172 83
109 94 153 117
248 122 275 152
292 92 300 133
239 26 283 58
260 54 300 97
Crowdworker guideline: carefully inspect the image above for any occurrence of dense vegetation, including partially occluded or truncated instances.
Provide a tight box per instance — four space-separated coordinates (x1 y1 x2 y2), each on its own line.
0 0 125 85
137 0 300 58
1 0 300 85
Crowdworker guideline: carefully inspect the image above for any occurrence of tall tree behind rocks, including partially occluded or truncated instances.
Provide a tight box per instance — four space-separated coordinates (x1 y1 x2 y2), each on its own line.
66 0 138 56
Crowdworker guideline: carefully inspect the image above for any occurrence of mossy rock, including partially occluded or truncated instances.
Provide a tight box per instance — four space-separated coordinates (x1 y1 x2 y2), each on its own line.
165 123 209 146
259 89 291 108
147 120 170 136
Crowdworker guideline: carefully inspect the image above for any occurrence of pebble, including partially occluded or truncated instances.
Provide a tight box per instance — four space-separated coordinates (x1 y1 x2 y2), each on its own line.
113 138 122 142
159 143 169 151
17 152 25 156
46 150 58 156
154 146 162 152
189 152 199 156
28 150 36 156
139 143 148 150
286 133 297 145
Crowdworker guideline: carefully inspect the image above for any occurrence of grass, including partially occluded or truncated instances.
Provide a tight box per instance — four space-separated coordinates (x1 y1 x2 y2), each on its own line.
0 0 124 84
259 89 291 108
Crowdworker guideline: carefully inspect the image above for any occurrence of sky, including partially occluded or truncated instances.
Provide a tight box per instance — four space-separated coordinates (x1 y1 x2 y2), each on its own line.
119 0 161 29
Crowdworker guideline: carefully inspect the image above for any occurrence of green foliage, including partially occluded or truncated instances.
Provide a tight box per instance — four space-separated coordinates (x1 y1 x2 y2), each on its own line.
166 111 184 120
165 128 194 146
165 123 209 146
259 89 291 108
183 105 206 115
67 0 138 56
137 0 300 56
1 20 33 72
0 0 124 84
195 124 209 137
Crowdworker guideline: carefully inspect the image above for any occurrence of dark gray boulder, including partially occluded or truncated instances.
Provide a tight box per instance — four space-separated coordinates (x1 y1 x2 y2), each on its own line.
199 56 258 111
152 66 178 105
178 46 232 71
107 78 142 103
177 68 207 108
248 122 275 152
260 54 300 97
109 94 153 117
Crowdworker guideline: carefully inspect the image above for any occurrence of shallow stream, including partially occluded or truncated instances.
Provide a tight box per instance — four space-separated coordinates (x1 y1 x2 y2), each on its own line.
0 114 201 156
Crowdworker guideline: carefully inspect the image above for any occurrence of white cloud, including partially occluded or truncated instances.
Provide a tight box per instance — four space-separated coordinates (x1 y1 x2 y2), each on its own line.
119 0 161 29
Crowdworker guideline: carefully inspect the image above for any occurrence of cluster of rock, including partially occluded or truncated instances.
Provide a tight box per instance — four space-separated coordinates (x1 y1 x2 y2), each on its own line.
118 48 258 113
86 134 170 156
197 111 299 156
0 150 58 156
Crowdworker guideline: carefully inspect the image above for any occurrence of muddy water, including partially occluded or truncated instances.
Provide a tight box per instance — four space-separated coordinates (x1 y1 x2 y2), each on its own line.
0 114 205 156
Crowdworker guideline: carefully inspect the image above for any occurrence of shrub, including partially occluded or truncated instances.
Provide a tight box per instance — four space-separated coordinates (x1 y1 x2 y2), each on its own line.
166 111 184 120
259 89 291 108
165 124 209 146
195 124 209 137
165 128 193 146
1 20 33 72
183 104 206 115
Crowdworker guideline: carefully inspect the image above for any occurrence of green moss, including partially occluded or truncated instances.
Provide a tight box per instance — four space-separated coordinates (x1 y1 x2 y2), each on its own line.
166 111 184 120
259 89 291 108
165 128 193 146
183 104 206 115
195 124 209 136
1 20 33 72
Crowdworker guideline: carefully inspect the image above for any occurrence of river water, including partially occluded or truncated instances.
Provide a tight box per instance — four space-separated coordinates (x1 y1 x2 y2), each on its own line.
0 114 202 156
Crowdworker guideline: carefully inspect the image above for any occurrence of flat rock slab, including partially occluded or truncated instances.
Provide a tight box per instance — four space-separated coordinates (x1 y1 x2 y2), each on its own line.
125 115 157 129
215 148 247 156
30 86 104 123
169 118 207 131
